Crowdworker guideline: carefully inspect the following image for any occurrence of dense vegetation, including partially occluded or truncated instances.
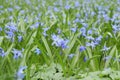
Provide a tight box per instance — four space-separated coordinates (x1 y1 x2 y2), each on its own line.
0 0 120 80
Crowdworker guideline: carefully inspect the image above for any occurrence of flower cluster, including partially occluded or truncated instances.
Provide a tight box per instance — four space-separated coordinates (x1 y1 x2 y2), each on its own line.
51 34 69 49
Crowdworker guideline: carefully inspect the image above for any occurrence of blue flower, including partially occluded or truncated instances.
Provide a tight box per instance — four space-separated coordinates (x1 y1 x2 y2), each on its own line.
75 1 79 7
5 23 17 32
0 27 2 32
17 66 27 79
51 34 69 49
7 8 13 12
103 56 112 61
0 48 6 57
68 54 75 59
101 45 111 51
95 35 102 42
5 22 18 42
59 39 69 49
79 46 86 52
87 29 92 35
17 35 23 42
84 56 88 62
86 42 96 49
54 7 59 12
35 48 41 55
65 5 70 10
42 27 49 36
70 27 77 33
112 24 120 34
12 49 23 59
85 36 94 41
80 27 86 37
57 28 61 34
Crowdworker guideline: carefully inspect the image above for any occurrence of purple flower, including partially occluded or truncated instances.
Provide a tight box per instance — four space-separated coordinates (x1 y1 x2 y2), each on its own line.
12 49 23 59
17 66 27 79
0 48 6 57
79 46 86 52
35 48 41 55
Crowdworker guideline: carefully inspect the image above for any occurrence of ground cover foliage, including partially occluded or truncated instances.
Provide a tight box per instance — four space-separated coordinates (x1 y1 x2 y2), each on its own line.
0 0 120 80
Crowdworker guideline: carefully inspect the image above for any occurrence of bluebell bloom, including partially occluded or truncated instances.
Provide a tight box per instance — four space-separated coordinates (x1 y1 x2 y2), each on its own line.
0 27 2 32
14 5 21 10
51 34 69 49
7 8 13 12
12 49 23 59
86 36 94 41
68 54 75 59
101 45 111 51
30 22 40 29
82 23 88 28
91 11 96 16
42 27 49 36
17 36 23 42
35 48 41 55
80 27 86 37
70 27 77 33
0 6 3 9
57 28 61 34
5 31 14 38
34 22 39 28
65 5 70 10
84 56 88 62
75 1 79 7
5 23 17 32
112 24 120 34
79 46 86 52
59 39 69 49
17 66 27 79
74 18 80 23
103 56 112 61
95 35 102 42
86 42 96 49
54 7 59 12
87 29 92 35
5 22 18 42
0 48 6 57
103 14 110 22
